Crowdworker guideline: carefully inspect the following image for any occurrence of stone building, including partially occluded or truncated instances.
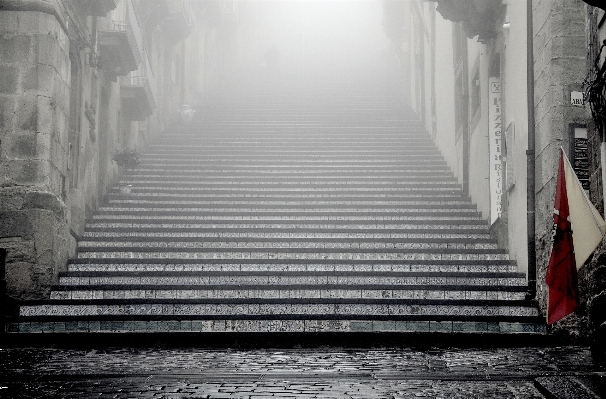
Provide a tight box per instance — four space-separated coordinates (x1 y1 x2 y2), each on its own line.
396 0 606 352
0 0 219 301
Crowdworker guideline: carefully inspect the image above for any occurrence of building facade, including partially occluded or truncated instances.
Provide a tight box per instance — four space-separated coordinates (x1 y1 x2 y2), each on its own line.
0 0 227 301
394 0 606 351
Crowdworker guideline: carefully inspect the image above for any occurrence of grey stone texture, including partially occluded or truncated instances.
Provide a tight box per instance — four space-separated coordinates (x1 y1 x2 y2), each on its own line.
0 8 72 300
532 0 589 331
0 346 601 398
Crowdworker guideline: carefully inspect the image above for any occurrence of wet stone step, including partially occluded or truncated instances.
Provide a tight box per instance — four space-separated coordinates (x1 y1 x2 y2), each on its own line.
107 192 467 199
81 233 492 241
76 241 500 250
116 180 459 186
66 261 519 273
56 274 526 286
113 186 464 193
116 187 463 192
93 211 480 223
8 319 546 333
48 288 527 301
106 200 474 208
125 172 455 178
85 223 490 231
120 174 454 180
11 87 543 336
18 301 540 318
58 270 525 281
89 214 487 221
75 250 509 261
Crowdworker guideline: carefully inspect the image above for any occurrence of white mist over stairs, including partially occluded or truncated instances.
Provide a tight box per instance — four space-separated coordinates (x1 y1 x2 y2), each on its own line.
13 80 544 335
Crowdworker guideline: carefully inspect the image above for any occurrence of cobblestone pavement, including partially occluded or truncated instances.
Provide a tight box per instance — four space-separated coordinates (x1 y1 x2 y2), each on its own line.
0 346 602 398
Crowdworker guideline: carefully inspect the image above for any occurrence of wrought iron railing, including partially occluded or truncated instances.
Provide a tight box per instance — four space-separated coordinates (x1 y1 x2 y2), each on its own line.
584 40 606 137
99 0 143 67
120 49 157 111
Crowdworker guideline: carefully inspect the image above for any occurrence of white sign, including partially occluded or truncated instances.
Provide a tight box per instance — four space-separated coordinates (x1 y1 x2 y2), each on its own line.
489 77 502 224
571 91 584 106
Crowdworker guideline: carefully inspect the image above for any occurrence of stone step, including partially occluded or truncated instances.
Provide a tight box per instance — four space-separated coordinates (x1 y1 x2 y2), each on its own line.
121 179 457 187
77 241 500 251
139 153 447 159
17 299 540 319
108 194 466 202
8 319 547 333
65 259 519 273
75 250 509 261
125 170 455 178
107 198 472 206
48 288 527 301
110 183 463 191
81 231 491 240
11 83 544 337
85 222 490 231
89 213 486 221
56 272 525 286
123 169 454 176
155 147 435 153
94 209 481 217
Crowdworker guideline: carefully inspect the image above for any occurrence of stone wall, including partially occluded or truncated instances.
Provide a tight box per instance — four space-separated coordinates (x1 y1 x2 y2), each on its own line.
532 0 588 334
0 8 73 299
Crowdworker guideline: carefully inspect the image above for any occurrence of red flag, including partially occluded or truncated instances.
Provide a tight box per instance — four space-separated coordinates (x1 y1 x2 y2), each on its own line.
545 149 579 324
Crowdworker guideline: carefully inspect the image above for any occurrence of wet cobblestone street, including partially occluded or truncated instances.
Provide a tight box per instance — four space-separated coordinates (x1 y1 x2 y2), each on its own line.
0 346 603 398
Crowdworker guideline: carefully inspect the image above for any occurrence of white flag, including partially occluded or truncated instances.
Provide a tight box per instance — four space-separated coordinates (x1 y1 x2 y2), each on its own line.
562 149 606 268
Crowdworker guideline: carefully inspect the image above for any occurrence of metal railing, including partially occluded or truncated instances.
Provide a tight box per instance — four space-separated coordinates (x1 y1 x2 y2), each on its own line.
120 49 157 111
99 0 143 67
166 0 192 28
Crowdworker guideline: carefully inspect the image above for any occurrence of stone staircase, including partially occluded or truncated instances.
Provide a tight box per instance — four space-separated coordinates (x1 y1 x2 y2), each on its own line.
10 82 545 336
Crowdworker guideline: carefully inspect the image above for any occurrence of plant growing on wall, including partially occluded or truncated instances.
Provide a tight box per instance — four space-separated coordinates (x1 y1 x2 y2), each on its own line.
112 149 140 169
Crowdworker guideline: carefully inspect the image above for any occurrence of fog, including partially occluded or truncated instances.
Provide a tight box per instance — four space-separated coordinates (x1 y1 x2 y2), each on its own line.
236 0 392 88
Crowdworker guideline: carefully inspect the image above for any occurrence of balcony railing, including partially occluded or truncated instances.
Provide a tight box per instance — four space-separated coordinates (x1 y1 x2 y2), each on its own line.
120 50 157 121
81 0 119 16
98 0 142 76
163 0 192 43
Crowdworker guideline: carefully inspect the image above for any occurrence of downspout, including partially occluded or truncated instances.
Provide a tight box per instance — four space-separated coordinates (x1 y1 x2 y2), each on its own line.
462 33 470 196
526 0 537 300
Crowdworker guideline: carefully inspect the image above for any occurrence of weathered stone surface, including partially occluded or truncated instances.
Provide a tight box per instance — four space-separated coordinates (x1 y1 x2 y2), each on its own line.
33 33 60 68
0 236 35 263
22 191 65 219
7 132 39 158
0 208 69 299
22 64 57 96
535 376 598 399
0 187 26 210
14 96 37 132
0 34 30 64
4 260 36 299
7 159 49 185
0 95 15 130
0 11 19 33
0 210 34 238
0 64 18 94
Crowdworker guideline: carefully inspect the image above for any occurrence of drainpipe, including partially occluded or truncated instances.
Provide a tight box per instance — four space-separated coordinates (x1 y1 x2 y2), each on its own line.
602 141 606 215
1 248 7 333
526 0 537 300
461 27 470 196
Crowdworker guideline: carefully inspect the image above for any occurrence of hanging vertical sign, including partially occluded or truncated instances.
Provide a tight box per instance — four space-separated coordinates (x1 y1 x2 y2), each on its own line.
488 77 502 224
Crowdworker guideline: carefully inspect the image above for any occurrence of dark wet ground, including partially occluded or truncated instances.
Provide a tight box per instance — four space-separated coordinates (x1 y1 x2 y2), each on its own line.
0 346 603 398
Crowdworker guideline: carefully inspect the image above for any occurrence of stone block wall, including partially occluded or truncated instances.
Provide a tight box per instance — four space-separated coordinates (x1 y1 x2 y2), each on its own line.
533 0 590 335
0 9 73 300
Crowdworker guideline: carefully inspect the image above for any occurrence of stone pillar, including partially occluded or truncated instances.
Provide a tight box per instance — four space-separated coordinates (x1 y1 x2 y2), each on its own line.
0 4 74 300
533 0 587 328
